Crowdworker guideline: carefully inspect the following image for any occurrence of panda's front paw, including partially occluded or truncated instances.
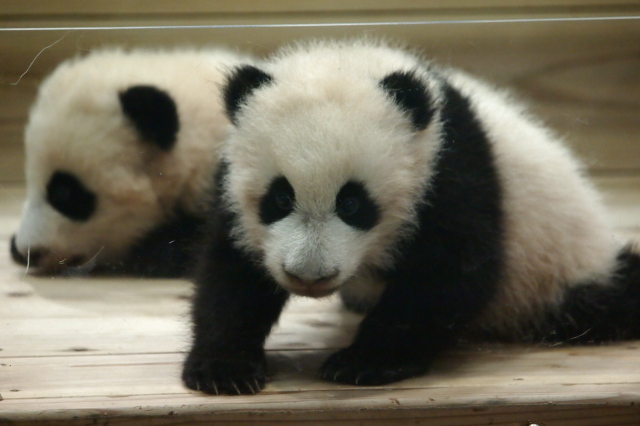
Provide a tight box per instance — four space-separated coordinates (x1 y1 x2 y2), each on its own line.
182 351 267 395
319 346 428 386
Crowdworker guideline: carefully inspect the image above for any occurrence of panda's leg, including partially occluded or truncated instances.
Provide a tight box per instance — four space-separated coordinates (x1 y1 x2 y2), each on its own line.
182 243 289 395
540 245 640 343
320 265 499 386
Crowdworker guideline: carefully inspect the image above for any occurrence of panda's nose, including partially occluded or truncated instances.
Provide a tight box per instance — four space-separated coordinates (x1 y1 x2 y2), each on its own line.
283 268 340 286
10 235 44 266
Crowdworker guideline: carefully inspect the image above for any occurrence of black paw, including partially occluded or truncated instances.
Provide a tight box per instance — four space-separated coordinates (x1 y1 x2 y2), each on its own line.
182 352 267 395
319 347 428 386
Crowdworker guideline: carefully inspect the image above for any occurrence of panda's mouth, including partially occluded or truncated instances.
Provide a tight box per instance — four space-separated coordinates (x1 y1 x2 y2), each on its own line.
33 254 89 274
287 283 340 298
282 277 342 298
10 236 95 275
279 267 343 298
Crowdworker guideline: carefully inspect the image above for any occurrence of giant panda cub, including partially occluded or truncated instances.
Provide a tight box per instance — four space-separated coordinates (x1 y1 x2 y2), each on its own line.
183 39 640 394
10 48 251 277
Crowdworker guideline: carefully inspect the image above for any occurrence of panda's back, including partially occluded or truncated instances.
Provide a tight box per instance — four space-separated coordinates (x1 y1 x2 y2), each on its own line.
443 70 619 337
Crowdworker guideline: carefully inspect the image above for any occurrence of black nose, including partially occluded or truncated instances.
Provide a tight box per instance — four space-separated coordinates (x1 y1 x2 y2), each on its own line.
10 235 43 266
10 235 26 265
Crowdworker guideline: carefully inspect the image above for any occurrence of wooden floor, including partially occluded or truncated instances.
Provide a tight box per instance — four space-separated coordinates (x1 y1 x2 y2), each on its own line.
1 177 640 425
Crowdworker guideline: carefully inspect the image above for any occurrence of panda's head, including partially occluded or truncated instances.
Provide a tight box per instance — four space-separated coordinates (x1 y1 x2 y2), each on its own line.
11 76 183 273
221 41 443 298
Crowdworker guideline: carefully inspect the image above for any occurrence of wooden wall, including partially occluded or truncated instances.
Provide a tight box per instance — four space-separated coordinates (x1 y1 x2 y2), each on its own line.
1 1 639 183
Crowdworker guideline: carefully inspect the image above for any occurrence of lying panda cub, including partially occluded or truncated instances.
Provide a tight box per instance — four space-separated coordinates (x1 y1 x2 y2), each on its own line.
183 39 640 394
10 48 251 277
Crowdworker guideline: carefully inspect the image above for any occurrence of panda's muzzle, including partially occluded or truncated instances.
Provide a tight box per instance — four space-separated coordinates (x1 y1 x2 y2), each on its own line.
10 235 86 272
10 235 40 266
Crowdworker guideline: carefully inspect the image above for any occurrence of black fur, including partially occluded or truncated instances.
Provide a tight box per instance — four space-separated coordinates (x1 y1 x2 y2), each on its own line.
103 210 205 278
321 82 504 385
46 171 96 221
10 212 204 278
380 71 434 131
183 162 289 394
224 65 273 126
537 245 640 343
259 176 296 225
182 80 505 393
119 85 179 150
335 181 379 231
184 58 640 394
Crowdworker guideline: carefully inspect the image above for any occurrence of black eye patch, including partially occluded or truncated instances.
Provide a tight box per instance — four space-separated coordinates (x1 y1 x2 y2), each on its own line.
336 181 379 230
46 171 96 221
259 176 296 225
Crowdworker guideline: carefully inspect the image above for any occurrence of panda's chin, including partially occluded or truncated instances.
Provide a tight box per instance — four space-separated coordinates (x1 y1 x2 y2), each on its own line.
34 254 95 276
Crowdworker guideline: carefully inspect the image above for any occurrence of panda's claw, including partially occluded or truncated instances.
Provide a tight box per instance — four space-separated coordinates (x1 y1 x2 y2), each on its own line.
354 372 367 385
182 352 267 395
333 370 341 381
245 379 258 394
320 346 429 386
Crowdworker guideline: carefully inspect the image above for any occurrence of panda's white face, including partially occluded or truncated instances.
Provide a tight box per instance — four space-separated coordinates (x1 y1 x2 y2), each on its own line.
223 45 442 297
13 100 165 272
257 176 382 298
11 62 190 274
11 48 249 275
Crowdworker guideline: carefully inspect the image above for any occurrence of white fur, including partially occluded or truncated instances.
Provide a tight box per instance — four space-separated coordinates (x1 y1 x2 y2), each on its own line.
446 71 620 336
14 47 251 272
224 40 442 297
223 39 622 335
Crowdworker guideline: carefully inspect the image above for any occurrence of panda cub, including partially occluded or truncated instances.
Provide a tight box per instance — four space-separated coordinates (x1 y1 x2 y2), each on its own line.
183 39 640 394
10 48 251 277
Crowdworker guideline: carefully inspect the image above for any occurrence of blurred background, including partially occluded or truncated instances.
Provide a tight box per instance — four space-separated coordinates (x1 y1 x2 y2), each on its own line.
1 0 639 183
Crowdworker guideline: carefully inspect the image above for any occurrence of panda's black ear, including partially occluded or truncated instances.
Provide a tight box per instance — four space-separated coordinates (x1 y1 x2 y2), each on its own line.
224 65 273 126
119 85 179 151
380 71 434 131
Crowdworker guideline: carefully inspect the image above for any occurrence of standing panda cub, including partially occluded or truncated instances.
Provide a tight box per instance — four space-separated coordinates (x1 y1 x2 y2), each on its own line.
183 39 640 394
11 48 252 277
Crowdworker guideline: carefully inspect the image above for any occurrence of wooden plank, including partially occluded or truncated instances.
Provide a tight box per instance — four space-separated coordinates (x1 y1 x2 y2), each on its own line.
1 18 639 182
0 313 359 357
0 122 26 184
0 79 37 121
2 392 638 426
596 176 640 240
1 15 638 79
2 347 640 423
3 345 640 400
2 0 638 17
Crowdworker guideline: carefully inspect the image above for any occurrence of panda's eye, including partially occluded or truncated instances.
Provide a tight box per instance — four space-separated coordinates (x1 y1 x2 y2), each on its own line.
335 181 379 231
275 192 294 212
336 197 360 217
259 176 296 225
46 171 96 221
